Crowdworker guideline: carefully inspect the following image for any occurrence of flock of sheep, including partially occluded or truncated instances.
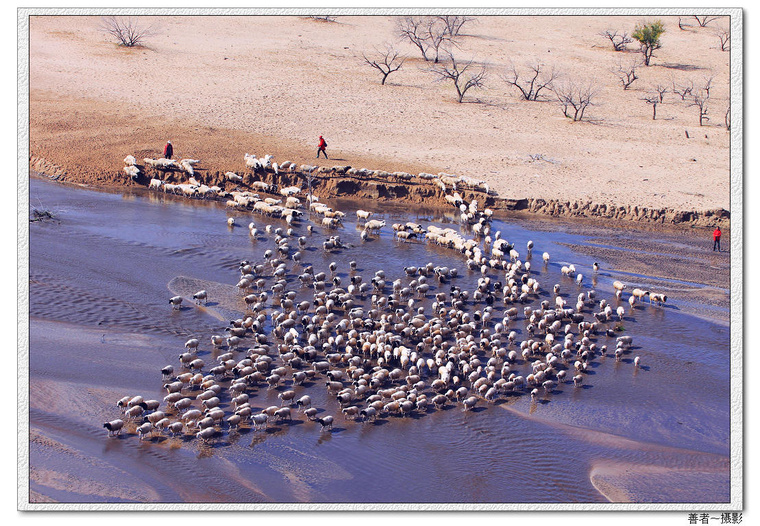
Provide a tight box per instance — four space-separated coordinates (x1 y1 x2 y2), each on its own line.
104 152 666 445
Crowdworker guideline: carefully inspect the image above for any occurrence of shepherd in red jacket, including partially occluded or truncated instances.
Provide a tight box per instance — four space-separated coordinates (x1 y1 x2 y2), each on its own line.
163 140 173 159
713 226 722 252
317 136 328 159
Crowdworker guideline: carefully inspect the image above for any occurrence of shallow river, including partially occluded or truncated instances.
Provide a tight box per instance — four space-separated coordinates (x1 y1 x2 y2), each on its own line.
27 176 731 505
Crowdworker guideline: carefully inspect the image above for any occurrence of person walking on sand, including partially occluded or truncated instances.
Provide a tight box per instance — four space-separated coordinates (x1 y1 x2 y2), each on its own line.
317 135 328 159
163 140 174 159
713 226 722 252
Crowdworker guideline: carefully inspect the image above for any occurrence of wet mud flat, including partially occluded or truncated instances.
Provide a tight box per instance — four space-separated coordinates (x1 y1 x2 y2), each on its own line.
26 176 732 505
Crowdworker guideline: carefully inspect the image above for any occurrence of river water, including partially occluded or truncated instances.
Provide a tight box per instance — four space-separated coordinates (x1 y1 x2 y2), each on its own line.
26 176 732 506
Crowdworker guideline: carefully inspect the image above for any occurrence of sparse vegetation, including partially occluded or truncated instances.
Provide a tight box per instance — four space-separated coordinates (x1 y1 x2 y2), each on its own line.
632 20 665 66
100 16 155 47
714 26 730 51
689 84 711 126
434 15 476 37
502 60 558 101
554 78 599 122
642 93 661 120
671 77 694 101
362 45 406 85
396 16 455 64
599 29 633 51
693 15 720 28
431 53 487 103
611 58 641 90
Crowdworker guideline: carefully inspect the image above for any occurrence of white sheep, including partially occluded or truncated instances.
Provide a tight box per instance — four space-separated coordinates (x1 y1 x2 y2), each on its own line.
226 172 244 183
103 419 124 436
124 165 140 179
192 290 208 305
169 296 183 310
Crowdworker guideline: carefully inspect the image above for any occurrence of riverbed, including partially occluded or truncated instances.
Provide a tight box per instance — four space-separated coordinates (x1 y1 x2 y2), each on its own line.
25 175 732 506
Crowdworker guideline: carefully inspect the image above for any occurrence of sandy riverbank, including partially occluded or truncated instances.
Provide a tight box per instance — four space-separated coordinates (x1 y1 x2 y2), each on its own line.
27 13 732 227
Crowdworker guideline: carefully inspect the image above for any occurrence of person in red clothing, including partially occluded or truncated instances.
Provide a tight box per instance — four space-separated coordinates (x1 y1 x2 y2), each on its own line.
713 226 722 252
163 140 173 159
317 135 328 159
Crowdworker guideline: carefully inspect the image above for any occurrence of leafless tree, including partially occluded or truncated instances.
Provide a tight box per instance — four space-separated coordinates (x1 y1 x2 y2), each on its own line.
702 75 715 98
554 78 599 122
689 87 710 126
502 60 558 101
693 15 720 27
671 77 694 101
432 53 487 103
652 83 669 103
435 15 476 37
642 93 661 120
714 26 730 51
599 29 633 51
100 16 155 47
611 58 642 90
362 45 406 85
396 16 454 63
678 17 691 30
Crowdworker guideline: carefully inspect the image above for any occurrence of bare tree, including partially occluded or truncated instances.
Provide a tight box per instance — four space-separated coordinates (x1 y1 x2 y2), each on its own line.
554 78 599 122
435 15 476 37
397 16 432 61
100 16 155 47
423 17 454 64
611 58 642 90
671 77 694 101
397 16 454 63
714 26 730 51
652 83 669 103
678 17 691 30
702 75 715 98
599 29 633 51
689 86 710 126
502 60 558 101
642 93 661 120
432 53 487 103
362 45 406 85
693 15 720 27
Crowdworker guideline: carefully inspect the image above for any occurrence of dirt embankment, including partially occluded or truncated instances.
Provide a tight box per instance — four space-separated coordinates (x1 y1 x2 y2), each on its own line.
29 153 730 230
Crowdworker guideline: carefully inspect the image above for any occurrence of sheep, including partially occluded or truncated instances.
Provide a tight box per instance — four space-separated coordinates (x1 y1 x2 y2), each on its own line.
136 422 154 440
124 165 140 179
296 395 312 410
196 427 217 442
278 390 297 406
226 171 244 183
184 338 200 353
356 209 372 220
613 280 627 292
103 419 125 437
315 415 334 431
273 407 292 423
251 413 269 430
167 422 185 437
364 219 386 232
634 356 641 368
193 290 208 305
169 295 183 310
649 293 668 306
